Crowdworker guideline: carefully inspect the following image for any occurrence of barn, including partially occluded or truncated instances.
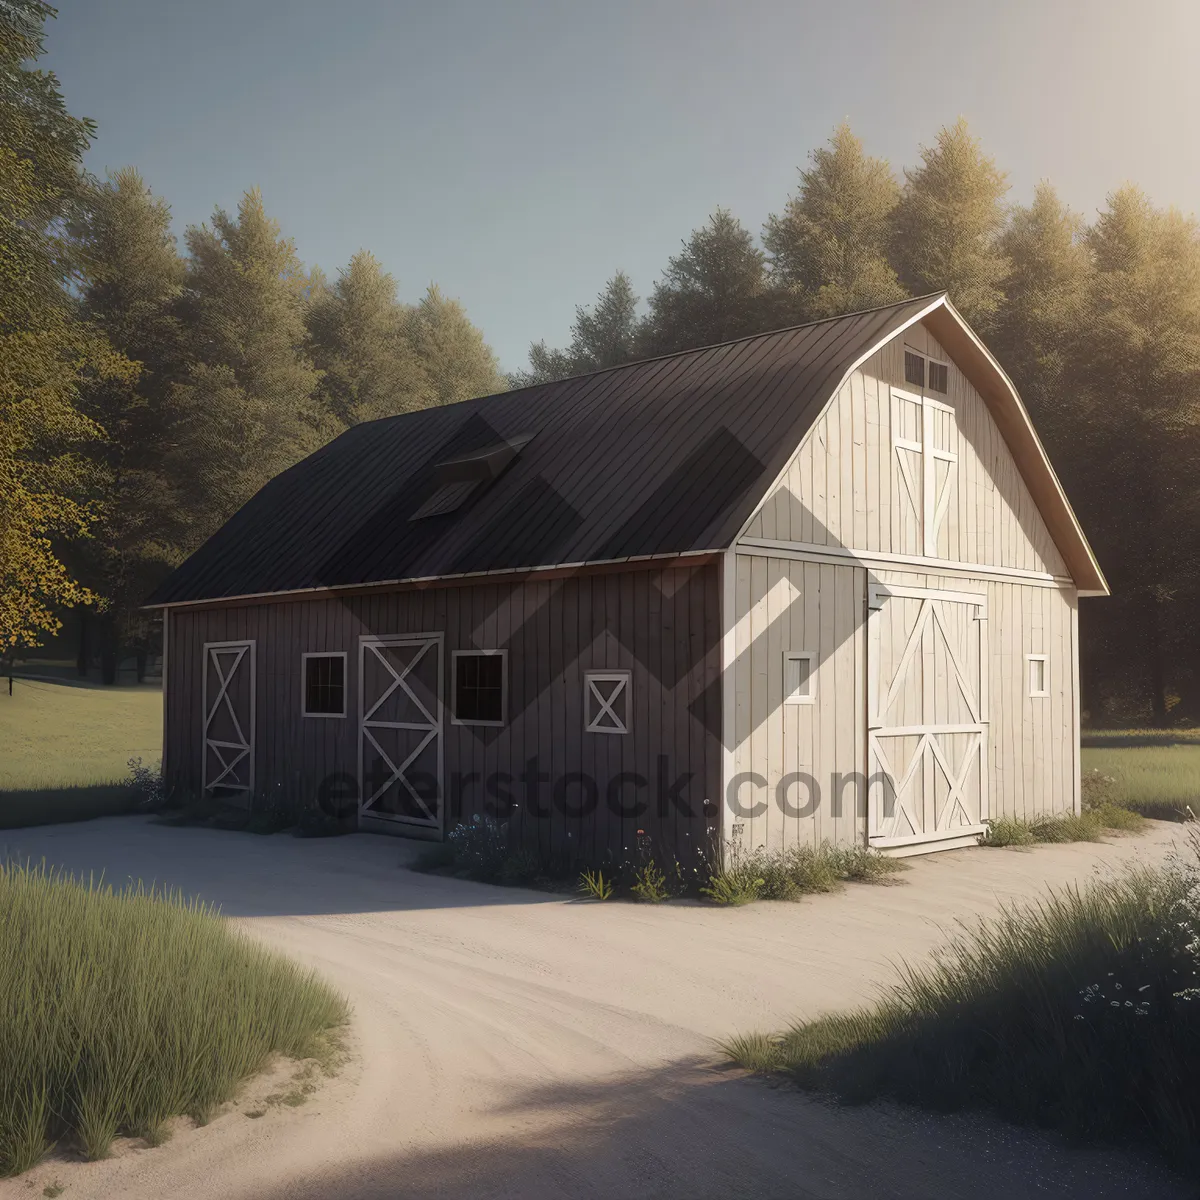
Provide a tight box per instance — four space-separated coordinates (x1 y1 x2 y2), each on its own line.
147 292 1106 867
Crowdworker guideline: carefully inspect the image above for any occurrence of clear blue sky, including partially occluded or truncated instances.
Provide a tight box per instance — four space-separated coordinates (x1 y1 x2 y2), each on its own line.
47 0 1200 373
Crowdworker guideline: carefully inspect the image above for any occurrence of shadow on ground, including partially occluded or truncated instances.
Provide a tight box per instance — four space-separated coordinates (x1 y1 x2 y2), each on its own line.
0 814 569 916
246 1059 1190 1200
0 785 139 830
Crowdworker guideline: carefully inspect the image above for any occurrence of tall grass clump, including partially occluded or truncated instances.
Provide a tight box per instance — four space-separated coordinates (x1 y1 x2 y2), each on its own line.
724 835 1200 1168
0 861 348 1176
703 839 904 905
982 803 1148 847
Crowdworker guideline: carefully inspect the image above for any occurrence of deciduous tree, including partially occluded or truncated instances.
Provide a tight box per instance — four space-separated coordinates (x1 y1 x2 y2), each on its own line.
72 167 186 679
0 0 132 655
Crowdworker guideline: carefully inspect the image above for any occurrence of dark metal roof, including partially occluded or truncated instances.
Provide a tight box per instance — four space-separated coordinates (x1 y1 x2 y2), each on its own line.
149 295 940 606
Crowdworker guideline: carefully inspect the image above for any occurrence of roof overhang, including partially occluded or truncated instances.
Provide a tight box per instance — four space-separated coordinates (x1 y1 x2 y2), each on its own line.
728 293 1107 596
921 297 1107 596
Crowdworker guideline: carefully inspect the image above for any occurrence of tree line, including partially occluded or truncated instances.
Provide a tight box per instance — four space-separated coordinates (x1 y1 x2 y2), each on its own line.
5 0 1196 721
0 1 505 680
511 124 1200 725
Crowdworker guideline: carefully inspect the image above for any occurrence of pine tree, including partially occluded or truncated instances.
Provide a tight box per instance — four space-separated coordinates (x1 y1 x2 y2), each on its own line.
0 0 133 655
511 272 641 386
166 189 328 550
306 251 430 425
764 123 905 320
406 285 505 406
640 210 769 356
1073 188 1200 720
891 118 1010 329
72 167 186 679
992 183 1091 446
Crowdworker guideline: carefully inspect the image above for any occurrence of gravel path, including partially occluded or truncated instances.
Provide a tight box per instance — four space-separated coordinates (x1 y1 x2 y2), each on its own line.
1 816 1191 1200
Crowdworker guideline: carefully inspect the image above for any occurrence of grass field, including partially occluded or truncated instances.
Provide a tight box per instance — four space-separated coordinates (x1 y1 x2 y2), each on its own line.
0 861 347 1175
1082 730 1200 821
0 678 163 828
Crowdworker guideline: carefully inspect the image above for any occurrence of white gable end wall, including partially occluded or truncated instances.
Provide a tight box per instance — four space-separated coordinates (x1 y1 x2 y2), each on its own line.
741 321 1070 578
725 318 1081 857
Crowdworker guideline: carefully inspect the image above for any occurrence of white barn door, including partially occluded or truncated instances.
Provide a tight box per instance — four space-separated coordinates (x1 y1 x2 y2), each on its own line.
202 640 255 795
867 585 988 849
358 634 444 833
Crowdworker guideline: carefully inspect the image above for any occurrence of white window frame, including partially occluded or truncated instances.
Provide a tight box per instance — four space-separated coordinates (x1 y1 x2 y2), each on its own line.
903 345 951 395
450 649 508 727
301 651 347 718
783 651 816 705
926 352 951 394
1027 653 1049 698
585 670 631 735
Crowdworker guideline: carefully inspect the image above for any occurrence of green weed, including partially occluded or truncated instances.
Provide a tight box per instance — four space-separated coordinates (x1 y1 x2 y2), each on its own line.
577 869 613 901
630 861 671 903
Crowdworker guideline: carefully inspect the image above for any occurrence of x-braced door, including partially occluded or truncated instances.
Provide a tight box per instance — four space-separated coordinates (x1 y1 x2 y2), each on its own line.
359 634 444 832
867 585 988 849
202 640 255 795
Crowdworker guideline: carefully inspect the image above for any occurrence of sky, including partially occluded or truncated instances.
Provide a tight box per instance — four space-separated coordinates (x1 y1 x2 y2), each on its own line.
45 0 1200 373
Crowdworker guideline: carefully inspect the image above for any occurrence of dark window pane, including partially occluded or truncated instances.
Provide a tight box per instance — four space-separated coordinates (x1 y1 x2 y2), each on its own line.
904 351 925 387
455 653 505 723
305 654 345 715
929 361 948 393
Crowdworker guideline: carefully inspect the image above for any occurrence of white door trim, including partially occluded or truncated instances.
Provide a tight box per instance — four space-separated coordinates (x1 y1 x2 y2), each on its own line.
201 639 255 793
358 633 444 833
867 586 988 848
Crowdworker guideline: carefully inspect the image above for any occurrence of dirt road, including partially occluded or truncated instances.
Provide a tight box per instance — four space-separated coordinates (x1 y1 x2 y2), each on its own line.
1 817 1190 1199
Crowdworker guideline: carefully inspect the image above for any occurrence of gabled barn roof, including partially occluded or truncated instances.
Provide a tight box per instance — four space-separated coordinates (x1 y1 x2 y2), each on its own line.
148 293 1106 606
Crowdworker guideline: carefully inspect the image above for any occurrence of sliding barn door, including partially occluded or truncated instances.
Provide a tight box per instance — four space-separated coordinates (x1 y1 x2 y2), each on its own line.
202 640 255 796
358 634 444 832
867 585 987 849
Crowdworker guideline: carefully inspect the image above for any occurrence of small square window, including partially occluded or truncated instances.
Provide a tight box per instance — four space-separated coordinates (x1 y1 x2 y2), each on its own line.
1027 654 1048 698
303 653 346 717
783 651 815 704
904 350 926 388
928 361 949 393
585 670 630 734
452 650 507 725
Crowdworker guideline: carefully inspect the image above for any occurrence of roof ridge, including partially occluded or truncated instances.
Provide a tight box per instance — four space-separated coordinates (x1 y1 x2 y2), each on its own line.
498 291 947 398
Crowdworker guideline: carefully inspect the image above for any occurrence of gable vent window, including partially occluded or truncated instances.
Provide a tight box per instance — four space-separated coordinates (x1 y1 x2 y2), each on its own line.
452 650 507 725
302 652 346 717
905 347 950 395
409 435 533 522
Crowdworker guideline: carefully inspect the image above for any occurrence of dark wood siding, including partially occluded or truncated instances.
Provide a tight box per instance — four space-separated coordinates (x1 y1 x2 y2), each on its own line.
164 562 722 870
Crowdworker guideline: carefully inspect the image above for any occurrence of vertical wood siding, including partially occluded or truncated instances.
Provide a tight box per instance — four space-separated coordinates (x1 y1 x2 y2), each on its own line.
743 319 1069 577
727 556 1079 850
164 563 722 870
729 317 1084 852
727 555 868 853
